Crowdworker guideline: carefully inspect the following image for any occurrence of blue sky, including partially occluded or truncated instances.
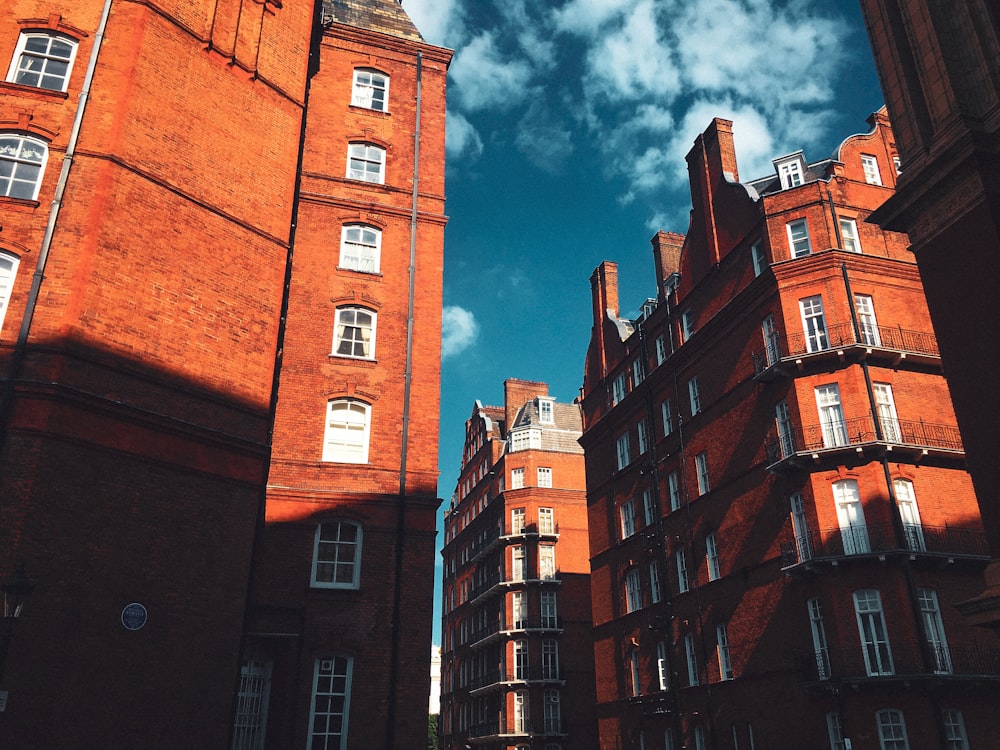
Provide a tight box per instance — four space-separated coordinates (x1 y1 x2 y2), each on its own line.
402 0 886 645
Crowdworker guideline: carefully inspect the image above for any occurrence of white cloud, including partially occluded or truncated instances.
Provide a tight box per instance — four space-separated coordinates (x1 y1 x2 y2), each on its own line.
515 100 574 173
450 31 535 111
402 0 464 47
442 306 479 359
446 110 484 160
551 0 639 34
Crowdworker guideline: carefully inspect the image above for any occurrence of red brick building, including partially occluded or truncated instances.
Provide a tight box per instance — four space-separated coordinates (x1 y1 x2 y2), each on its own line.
440 379 598 750
857 0 1000 628
580 114 1000 750
0 1 448 747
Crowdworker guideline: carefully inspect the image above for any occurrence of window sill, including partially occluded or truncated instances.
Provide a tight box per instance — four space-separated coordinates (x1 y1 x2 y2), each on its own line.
0 80 69 100
0 195 41 210
348 105 392 118
328 353 378 365
334 266 383 278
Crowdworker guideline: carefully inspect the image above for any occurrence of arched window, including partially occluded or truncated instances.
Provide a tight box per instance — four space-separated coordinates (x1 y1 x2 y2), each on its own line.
332 307 376 359
7 32 78 92
0 134 47 200
311 520 362 588
346 142 385 184
0 252 19 332
351 68 389 111
339 224 381 273
322 399 370 464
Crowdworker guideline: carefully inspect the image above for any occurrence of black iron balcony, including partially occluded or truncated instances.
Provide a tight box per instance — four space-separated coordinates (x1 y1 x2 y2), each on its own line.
779 522 989 569
467 720 563 740
752 323 940 380
468 618 565 649
793 640 1000 688
765 415 963 470
469 668 564 692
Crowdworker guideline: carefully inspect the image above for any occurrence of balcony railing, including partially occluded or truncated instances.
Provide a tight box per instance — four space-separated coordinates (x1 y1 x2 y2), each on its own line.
780 522 989 568
793 640 1000 686
468 618 564 648
469 668 564 690
753 323 940 377
467 721 563 739
469 571 562 604
765 415 963 469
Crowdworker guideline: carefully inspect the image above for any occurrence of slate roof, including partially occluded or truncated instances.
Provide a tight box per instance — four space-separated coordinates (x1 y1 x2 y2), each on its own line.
321 0 423 42
509 398 584 455
746 158 835 196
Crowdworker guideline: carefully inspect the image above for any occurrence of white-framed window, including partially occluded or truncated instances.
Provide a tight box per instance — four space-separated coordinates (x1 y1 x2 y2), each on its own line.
538 398 554 423
0 252 19 332
675 548 689 593
894 479 925 551
761 313 780 368
346 142 385 183
642 489 655 526
542 640 559 679
7 32 78 92
815 384 848 448
685 633 699 686
339 224 381 273
873 382 901 442
942 710 969 750
893 155 902 175
351 68 389 111
688 376 702 415
655 335 668 364
513 639 528 679
826 712 846 750
0 134 47 200
512 590 527 629
664 729 675 750
539 507 555 533
855 589 894 676
616 431 632 470
876 709 909 750
918 588 952 674
630 649 642 696
777 156 805 189
332 306 376 359
662 398 674 436
680 309 695 342
612 372 627 405
808 597 831 680
513 690 528 733
695 452 710 495
543 689 561 732
706 533 720 581
855 294 881 346
541 591 558 628
632 357 645 385
511 507 526 534
862 154 883 186
637 419 650 454
751 241 767 277
511 467 525 489
323 399 370 463
537 467 553 488
307 655 353 750
775 399 794 459
649 562 661 603
539 545 556 580
656 641 669 691
625 568 642 613
790 492 812 562
839 217 861 252
509 428 541 452
834 479 870 554
232 657 272 750
620 499 636 538
717 623 733 680
800 295 829 352
787 219 812 258
512 545 526 581
667 470 681 512
312 521 362 588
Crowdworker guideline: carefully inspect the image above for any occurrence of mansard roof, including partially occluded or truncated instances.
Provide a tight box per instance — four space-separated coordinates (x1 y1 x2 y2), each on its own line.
322 0 423 41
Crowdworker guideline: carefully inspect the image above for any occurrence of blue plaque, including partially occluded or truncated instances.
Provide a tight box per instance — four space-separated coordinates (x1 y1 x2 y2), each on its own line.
121 602 147 631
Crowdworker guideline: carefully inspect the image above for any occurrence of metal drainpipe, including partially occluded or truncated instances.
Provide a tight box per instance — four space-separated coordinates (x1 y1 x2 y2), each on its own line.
0 0 113 450
386 49 423 750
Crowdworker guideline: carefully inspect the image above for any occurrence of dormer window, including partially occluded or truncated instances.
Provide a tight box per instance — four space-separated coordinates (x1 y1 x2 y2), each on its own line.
538 398 554 424
509 428 541 452
774 152 806 190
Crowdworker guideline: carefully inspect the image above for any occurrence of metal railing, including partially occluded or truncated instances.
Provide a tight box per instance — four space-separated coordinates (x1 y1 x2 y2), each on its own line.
793 640 1000 685
780 522 989 566
753 323 939 375
765 415 963 465
469 668 563 690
